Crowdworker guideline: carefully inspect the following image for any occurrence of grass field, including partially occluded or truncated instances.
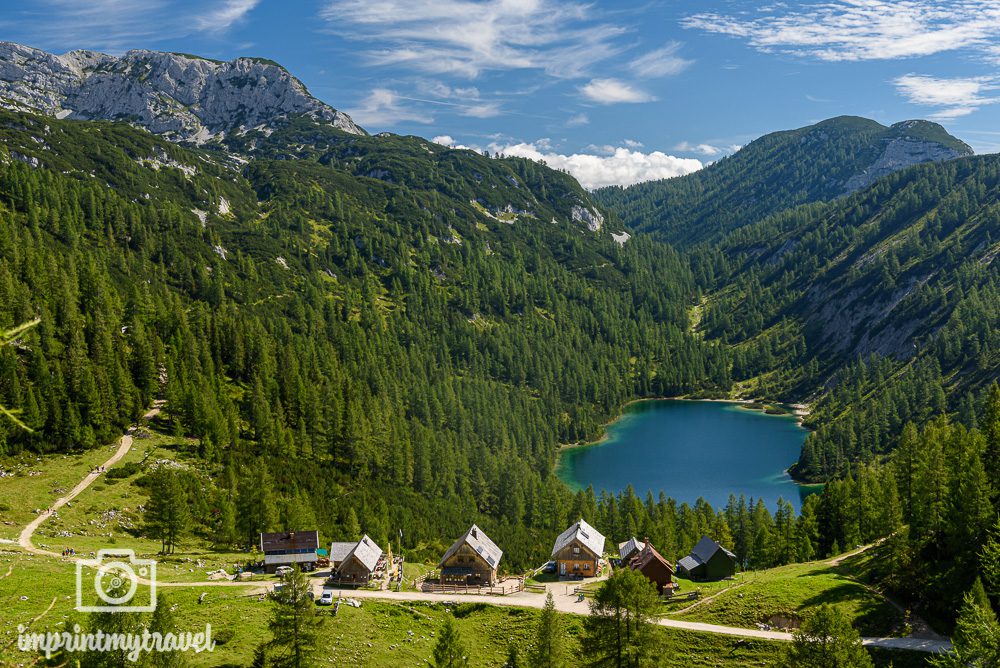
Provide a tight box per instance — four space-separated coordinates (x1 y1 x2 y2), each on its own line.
0 545 931 668
0 447 119 541
667 558 902 636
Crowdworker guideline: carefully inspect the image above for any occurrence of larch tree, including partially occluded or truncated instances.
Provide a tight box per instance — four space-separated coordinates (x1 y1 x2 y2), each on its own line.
777 604 873 668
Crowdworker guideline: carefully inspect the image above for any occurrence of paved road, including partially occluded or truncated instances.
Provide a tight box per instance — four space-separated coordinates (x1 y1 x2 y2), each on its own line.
17 401 165 557
317 583 952 653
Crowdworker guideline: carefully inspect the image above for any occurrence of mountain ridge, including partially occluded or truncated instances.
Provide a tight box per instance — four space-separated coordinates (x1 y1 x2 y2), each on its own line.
0 41 365 142
593 115 973 248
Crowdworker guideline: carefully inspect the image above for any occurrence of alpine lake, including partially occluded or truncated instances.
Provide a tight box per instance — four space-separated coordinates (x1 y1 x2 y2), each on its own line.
556 399 821 510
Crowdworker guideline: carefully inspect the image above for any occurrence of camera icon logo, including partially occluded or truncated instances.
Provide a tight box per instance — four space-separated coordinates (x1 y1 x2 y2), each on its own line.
76 549 157 613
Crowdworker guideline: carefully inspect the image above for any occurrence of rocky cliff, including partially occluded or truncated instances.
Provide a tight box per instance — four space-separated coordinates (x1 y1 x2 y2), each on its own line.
0 42 364 142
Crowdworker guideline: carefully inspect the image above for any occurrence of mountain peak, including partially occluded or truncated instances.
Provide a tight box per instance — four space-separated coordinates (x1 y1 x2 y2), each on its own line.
0 41 364 142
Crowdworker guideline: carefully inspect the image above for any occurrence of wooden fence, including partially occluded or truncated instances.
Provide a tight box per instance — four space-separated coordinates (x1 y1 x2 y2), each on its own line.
420 577 524 596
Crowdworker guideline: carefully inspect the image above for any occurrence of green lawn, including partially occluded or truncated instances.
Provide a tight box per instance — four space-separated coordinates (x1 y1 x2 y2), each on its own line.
0 546 927 668
668 558 902 636
0 447 119 541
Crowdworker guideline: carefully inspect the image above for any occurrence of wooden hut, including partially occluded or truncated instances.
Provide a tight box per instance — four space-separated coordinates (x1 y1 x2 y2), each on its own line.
676 536 737 581
438 524 502 586
551 519 605 577
628 541 674 593
260 531 319 574
334 535 383 584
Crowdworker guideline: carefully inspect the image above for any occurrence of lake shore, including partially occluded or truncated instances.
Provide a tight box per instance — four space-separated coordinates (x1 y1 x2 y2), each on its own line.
558 396 810 453
556 397 818 507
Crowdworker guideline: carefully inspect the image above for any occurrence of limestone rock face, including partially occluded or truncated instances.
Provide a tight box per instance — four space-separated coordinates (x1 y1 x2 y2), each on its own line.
843 121 971 193
0 42 365 141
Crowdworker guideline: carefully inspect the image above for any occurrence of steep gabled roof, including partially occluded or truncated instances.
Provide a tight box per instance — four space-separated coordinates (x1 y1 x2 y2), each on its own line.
260 530 319 553
438 524 503 570
552 519 605 559
329 541 356 564
339 534 382 573
618 537 645 559
690 535 736 563
630 543 673 574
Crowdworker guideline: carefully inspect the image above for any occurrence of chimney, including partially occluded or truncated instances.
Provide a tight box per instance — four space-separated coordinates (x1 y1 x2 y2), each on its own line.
471 527 478 539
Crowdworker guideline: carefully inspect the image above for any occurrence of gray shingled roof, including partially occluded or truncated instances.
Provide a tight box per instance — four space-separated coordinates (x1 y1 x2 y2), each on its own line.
690 536 735 563
338 534 383 573
677 555 701 572
438 524 503 569
329 541 355 564
618 537 645 559
551 519 605 559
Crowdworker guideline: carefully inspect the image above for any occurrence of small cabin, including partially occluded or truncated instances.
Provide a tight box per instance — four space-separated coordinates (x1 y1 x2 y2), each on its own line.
676 536 737 581
618 537 645 563
438 524 502 586
334 535 383 584
329 541 356 570
260 530 319 574
552 519 605 577
628 541 674 593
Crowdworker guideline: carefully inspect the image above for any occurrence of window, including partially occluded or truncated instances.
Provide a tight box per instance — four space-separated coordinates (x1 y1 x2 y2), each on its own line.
584 563 591 571
573 547 580 555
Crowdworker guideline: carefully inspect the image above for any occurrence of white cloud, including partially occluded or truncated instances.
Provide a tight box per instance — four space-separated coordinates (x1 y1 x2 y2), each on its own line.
623 139 643 148
320 0 625 79
566 112 590 127
432 135 455 146
490 141 703 189
348 89 434 127
11 0 260 51
580 78 655 104
629 42 693 78
894 73 999 119
196 0 259 32
684 1 1000 62
674 141 723 156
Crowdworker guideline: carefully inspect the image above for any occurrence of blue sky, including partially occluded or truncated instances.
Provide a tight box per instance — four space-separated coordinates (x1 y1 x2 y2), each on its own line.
5 0 1000 187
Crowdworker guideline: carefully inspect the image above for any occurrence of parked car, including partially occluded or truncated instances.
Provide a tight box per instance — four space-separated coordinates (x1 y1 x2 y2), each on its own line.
542 561 557 574
317 591 335 606
275 566 294 577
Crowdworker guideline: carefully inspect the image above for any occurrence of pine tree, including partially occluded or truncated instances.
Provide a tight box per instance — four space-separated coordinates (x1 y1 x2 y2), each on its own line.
930 580 1000 668
267 566 321 668
145 468 190 554
529 591 565 668
149 592 187 668
432 617 469 668
777 604 873 668
582 568 660 668
503 644 522 668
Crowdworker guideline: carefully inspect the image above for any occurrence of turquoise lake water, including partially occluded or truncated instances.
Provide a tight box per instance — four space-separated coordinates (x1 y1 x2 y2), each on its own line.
556 400 815 510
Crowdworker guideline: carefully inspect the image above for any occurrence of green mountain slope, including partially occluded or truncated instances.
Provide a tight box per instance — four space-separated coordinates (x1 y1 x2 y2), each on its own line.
593 116 972 248
693 154 1000 478
0 106 730 567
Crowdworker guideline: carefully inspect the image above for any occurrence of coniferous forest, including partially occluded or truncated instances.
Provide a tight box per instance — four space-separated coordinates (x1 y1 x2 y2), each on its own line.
3 101 1000 634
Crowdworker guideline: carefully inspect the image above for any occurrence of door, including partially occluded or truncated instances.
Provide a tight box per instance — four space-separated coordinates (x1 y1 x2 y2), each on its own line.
560 562 566 576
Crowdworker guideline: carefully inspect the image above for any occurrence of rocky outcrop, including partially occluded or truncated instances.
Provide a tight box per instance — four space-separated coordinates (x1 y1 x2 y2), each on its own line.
571 205 604 232
844 121 972 193
0 42 364 142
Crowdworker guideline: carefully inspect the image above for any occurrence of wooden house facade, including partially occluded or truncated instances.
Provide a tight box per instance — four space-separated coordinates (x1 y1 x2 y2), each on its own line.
551 519 605 577
333 535 383 584
438 525 502 586
260 531 319 574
